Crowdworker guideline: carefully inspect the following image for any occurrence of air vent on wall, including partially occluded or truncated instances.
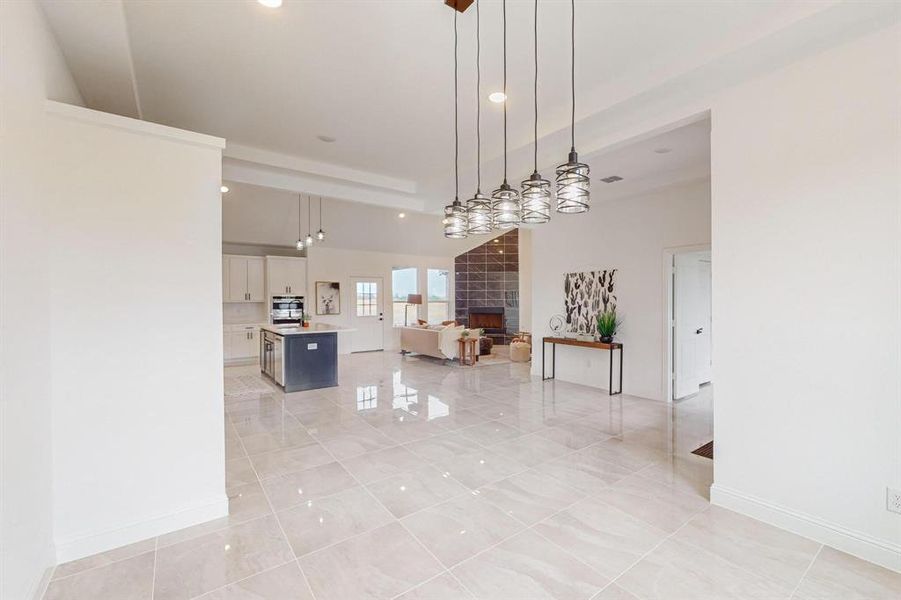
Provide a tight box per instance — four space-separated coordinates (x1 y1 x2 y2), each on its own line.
600 175 623 183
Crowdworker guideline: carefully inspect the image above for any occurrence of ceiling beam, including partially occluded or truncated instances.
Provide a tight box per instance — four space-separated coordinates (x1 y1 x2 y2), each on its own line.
444 0 474 14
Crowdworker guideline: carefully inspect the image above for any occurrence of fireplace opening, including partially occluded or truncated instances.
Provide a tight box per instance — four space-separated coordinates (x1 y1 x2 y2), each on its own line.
468 307 504 333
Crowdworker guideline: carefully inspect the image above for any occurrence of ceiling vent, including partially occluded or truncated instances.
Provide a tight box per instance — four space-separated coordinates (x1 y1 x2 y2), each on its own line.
600 175 623 183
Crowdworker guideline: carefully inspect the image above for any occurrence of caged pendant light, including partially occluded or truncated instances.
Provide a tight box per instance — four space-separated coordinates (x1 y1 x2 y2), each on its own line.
295 194 304 250
316 196 325 241
465 0 491 235
520 0 551 224
556 0 590 213
443 10 468 239
491 0 521 229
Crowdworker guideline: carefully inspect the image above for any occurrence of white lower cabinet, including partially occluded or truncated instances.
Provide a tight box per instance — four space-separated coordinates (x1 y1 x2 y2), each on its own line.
224 325 261 361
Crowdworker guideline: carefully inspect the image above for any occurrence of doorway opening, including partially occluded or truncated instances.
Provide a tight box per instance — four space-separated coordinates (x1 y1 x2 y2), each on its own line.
665 247 712 403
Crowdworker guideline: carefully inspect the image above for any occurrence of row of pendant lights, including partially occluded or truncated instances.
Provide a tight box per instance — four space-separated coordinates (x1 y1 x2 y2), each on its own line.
444 0 590 239
296 194 326 250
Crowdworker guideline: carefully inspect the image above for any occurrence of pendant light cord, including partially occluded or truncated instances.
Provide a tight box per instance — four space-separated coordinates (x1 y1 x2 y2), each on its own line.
476 0 481 192
318 196 322 229
307 194 311 234
533 0 538 172
502 0 508 182
297 195 302 239
454 11 459 202
570 0 575 151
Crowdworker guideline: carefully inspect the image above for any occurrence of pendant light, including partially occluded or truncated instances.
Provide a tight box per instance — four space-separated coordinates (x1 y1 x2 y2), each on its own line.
520 0 551 224
465 0 491 235
295 194 304 250
304 195 314 247
491 0 521 229
316 196 325 241
444 10 468 239
555 0 590 213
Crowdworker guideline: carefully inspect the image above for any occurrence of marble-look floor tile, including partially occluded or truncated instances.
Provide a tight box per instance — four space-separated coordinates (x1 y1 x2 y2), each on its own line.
249 443 334 480
594 474 708 533
51 537 156 580
310 418 396 459
673 506 820 590
490 433 572 468
405 432 485 464
226 457 258 492
579 437 669 472
616 538 787 599
277 485 393 556
535 449 633 495
591 584 642 600
299 522 443 600
153 516 293 600
451 529 608 600
366 465 468 518
457 420 524 446
230 412 302 437
227 481 273 523
341 444 424 484
45 552 154 600
536 422 611 450
636 454 713 498
535 496 668 580
261 461 357 511
479 469 585 526
403 495 524 568
794 546 901 599
434 448 527 490
396 572 474 600
199 562 313 599
238 427 318 456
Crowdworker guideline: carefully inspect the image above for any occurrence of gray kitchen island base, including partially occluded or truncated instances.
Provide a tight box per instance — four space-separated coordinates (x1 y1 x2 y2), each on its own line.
260 326 340 393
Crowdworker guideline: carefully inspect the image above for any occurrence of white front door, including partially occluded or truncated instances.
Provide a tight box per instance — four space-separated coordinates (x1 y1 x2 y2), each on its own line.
673 252 710 399
350 277 385 352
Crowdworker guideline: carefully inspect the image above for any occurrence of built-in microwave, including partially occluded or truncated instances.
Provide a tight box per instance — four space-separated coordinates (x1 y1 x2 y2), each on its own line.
271 295 304 325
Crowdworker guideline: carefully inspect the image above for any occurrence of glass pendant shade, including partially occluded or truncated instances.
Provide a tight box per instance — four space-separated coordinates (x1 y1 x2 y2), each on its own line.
305 233 314 246
443 201 468 239
316 229 325 241
491 181 521 229
466 192 492 235
556 149 590 213
521 171 551 224
295 239 304 250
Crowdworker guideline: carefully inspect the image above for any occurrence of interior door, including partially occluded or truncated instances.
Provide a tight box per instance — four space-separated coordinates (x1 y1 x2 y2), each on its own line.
697 258 712 384
674 253 702 399
350 277 384 352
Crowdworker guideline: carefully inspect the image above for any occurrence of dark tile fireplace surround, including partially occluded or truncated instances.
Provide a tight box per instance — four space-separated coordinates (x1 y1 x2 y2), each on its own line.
454 229 519 345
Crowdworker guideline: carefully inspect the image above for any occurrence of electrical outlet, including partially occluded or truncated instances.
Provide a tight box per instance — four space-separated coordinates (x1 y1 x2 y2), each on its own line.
887 488 901 514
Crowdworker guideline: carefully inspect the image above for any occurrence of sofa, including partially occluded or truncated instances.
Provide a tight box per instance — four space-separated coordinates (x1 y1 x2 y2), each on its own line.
400 325 465 360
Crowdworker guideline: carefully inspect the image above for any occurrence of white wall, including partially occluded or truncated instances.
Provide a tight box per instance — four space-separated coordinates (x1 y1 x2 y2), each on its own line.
40 104 227 562
530 179 711 401
0 1 83 597
709 24 901 570
305 247 454 354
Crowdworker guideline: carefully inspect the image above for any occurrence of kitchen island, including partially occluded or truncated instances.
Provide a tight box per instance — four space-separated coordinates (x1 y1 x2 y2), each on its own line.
259 323 353 392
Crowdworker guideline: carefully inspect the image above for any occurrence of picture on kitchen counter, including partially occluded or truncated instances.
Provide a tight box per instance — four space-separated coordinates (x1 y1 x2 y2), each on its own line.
315 281 341 315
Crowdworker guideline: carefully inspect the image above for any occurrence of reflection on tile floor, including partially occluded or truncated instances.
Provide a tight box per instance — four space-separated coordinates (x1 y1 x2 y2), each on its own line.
44 354 901 599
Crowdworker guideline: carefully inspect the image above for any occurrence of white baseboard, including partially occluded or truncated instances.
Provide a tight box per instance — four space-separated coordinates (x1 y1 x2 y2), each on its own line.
31 564 54 600
54 495 228 564
710 484 901 573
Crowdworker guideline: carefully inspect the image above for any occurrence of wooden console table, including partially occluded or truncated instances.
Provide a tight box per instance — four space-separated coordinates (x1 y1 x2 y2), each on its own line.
457 337 479 367
541 337 623 395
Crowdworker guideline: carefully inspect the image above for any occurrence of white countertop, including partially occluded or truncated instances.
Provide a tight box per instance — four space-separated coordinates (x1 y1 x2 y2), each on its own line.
260 323 355 336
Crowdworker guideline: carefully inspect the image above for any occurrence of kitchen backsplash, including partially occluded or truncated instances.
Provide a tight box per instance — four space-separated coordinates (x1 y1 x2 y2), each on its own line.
223 302 268 325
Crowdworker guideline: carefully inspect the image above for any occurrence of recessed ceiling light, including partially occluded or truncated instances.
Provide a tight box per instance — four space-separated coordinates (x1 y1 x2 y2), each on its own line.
258 0 282 7
398 212 406 219
488 92 507 103
492 239 499 243
654 147 672 154
220 185 229 193
317 135 336 143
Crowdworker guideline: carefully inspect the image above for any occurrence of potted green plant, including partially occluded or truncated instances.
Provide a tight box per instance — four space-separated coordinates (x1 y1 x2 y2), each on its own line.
595 310 621 343
302 311 311 328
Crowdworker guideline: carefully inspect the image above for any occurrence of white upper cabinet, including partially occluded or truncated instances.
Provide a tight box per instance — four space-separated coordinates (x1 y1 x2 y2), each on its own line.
266 256 307 297
224 255 265 302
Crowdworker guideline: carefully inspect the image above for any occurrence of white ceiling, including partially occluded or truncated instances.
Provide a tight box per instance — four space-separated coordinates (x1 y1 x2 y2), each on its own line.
40 0 898 213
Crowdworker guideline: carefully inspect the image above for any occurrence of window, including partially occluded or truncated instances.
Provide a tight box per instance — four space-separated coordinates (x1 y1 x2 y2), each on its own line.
392 267 418 326
355 281 377 316
427 269 449 323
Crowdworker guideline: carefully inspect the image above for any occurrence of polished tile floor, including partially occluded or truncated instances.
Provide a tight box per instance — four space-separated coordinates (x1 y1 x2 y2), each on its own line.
44 352 900 599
